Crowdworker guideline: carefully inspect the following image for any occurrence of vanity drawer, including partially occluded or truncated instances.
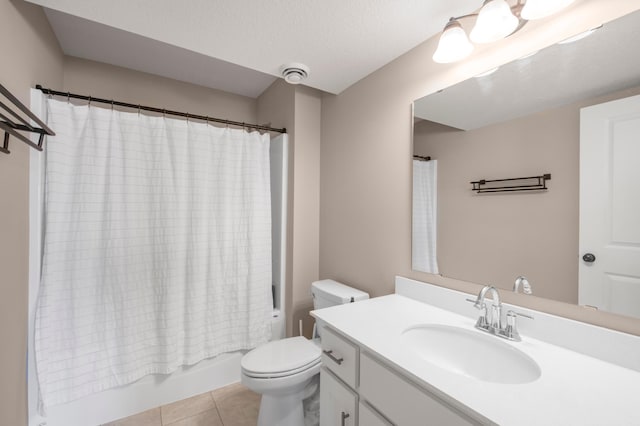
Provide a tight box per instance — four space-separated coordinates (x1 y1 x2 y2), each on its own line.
321 326 359 388
359 352 479 426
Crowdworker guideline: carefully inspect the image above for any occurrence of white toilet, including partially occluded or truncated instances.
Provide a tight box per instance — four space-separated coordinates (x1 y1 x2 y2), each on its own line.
241 279 369 426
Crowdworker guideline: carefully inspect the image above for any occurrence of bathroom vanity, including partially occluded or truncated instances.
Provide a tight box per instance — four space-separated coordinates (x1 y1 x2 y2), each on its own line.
312 277 640 426
320 325 481 425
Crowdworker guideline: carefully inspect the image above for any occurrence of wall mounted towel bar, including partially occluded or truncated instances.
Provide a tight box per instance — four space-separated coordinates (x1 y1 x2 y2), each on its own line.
0 84 54 155
471 174 551 193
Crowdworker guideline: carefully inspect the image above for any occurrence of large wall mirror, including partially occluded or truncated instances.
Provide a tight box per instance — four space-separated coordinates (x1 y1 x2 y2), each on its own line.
412 9 640 319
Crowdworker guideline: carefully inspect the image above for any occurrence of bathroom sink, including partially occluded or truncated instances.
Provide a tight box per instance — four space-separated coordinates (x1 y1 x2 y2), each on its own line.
401 324 541 384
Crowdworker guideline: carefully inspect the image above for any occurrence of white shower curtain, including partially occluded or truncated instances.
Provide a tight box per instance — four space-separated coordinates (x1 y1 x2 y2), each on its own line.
35 99 273 408
412 159 439 274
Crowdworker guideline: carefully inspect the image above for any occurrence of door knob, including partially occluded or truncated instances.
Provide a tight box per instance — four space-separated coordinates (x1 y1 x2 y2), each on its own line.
582 253 596 263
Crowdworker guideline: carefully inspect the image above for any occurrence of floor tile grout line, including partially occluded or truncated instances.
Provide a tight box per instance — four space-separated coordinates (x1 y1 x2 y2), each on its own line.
162 407 223 426
208 392 224 426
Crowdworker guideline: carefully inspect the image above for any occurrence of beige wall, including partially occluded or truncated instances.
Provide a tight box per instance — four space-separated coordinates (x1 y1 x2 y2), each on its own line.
320 0 640 336
0 1 64 425
257 81 322 337
291 86 322 337
63 57 257 123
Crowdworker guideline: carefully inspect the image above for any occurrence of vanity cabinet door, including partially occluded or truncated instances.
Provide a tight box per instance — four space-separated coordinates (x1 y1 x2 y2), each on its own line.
320 367 357 426
359 353 482 426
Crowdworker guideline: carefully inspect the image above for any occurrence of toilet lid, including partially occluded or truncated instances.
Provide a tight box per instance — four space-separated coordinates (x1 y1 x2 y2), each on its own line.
241 336 321 376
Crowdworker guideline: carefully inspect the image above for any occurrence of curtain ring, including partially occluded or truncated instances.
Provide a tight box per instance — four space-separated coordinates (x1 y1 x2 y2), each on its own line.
138 105 141 116
163 109 166 118
67 92 70 103
111 100 114 111
205 116 209 126
88 96 92 108
186 113 190 123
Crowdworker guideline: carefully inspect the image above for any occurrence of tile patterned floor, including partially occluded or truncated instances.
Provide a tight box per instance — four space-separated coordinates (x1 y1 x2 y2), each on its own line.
103 383 260 426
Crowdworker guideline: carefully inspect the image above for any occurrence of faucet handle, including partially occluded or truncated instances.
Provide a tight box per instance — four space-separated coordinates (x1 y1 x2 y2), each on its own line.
502 310 534 341
475 303 489 330
466 299 490 329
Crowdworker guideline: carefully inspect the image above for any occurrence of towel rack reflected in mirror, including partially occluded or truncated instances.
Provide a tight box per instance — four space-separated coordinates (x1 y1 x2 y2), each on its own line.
0 83 55 155
471 174 551 194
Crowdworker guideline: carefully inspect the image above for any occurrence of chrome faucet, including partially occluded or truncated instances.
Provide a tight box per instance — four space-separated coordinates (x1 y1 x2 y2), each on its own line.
513 276 532 295
469 285 533 341
473 285 502 332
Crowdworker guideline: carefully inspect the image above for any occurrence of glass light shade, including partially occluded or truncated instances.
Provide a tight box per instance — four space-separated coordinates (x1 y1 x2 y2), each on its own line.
521 0 576 20
433 20 474 64
470 0 520 44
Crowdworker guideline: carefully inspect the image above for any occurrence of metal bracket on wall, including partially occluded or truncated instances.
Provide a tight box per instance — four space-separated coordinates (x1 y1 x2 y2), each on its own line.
471 174 551 193
0 83 55 155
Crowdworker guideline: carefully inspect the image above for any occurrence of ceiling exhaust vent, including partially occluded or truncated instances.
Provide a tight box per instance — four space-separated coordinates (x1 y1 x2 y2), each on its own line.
280 63 310 85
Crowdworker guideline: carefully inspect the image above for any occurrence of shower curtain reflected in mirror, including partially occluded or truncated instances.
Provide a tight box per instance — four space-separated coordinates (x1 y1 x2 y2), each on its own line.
412 159 439 274
35 99 273 409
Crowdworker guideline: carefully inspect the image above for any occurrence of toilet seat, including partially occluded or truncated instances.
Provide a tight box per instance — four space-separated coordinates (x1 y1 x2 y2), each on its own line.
241 336 321 378
243 358 321 379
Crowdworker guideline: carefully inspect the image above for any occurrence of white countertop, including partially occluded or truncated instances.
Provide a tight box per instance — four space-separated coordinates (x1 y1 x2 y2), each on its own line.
312 294 640 426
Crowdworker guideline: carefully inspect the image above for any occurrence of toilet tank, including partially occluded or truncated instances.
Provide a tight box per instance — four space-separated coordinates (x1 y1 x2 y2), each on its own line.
311 280 369 339
311 279 369 310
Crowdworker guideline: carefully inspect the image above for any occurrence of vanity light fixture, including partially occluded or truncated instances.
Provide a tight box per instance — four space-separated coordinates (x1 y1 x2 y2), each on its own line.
433 0 575 64
432 19 474 64
469 0 520 44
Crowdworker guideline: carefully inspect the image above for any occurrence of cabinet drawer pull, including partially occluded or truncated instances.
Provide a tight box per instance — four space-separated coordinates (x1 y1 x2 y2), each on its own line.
323 349 344 365
341 411 350 425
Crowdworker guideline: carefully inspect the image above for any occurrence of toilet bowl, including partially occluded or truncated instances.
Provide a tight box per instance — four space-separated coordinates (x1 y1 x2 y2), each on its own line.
241 336 321 426
240 280 369 426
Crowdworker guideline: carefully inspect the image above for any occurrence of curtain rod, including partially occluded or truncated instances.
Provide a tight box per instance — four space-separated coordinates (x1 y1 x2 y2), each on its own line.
413 155 431 161
35 85 287 134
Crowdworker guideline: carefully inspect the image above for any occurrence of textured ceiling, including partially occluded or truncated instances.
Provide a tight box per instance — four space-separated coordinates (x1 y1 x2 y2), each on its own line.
27 0 477 97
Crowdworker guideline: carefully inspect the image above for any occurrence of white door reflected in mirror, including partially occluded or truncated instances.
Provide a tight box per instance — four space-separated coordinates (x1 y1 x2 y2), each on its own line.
579 94 640 318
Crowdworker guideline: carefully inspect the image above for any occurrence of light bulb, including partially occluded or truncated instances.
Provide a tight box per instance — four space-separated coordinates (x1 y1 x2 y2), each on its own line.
521 0 576 20
470 0 520 44
433 20 474 64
